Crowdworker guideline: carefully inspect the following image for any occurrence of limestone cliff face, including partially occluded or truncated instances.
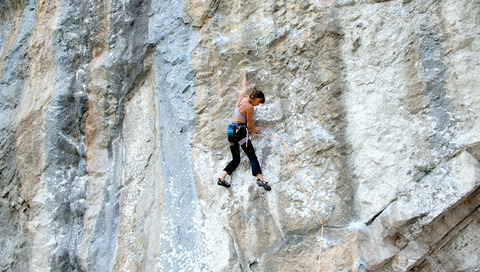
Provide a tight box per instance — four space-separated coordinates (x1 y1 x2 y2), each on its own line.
1 0 479 271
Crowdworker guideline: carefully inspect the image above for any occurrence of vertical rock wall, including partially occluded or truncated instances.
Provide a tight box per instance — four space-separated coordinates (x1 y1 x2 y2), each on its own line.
1 0 479 271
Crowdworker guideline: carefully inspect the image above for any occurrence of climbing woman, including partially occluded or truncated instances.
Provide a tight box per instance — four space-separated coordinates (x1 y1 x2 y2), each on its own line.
217 70 271 191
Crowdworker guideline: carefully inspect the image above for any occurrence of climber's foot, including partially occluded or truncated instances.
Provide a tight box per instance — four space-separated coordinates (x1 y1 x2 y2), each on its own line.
257 179 271 191
217 178 231 188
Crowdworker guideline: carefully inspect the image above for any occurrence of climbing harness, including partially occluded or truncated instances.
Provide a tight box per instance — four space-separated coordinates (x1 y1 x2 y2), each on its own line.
226 122 250 147
253 133 327 272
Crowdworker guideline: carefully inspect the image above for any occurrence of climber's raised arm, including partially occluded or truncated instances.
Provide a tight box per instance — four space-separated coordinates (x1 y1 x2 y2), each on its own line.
236 70 248 107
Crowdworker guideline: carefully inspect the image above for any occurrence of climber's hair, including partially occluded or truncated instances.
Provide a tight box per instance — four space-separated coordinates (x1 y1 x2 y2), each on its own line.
249 88 265 104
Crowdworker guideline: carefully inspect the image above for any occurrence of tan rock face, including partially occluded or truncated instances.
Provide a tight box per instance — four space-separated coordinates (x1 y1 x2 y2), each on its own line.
0 0 479 271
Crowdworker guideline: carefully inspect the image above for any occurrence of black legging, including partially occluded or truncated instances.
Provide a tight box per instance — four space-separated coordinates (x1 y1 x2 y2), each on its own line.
224 140 262 176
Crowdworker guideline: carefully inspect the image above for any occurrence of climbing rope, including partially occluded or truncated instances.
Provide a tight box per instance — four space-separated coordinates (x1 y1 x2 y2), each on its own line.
252 133 326 272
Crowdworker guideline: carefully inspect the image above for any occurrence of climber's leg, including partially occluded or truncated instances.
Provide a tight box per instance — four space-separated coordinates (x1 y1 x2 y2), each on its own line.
241 140 271 191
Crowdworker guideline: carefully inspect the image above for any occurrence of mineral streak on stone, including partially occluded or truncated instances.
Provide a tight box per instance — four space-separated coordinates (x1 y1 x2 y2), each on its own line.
1 0 479 271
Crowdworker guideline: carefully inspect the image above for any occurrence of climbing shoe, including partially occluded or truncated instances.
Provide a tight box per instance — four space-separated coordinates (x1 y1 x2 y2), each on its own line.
257 179 271 191
217 178 231 188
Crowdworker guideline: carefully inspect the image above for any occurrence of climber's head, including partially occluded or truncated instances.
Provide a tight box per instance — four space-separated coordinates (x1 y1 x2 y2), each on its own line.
249 88 265 106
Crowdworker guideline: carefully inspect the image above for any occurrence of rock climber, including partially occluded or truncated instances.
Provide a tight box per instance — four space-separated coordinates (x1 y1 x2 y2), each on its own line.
217 70 271 191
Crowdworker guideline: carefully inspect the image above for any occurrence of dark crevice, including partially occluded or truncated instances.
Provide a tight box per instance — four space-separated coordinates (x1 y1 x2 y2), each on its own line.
366 206 387 226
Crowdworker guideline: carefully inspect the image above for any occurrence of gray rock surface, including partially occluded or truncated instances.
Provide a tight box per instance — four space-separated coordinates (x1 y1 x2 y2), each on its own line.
1 0 479 271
